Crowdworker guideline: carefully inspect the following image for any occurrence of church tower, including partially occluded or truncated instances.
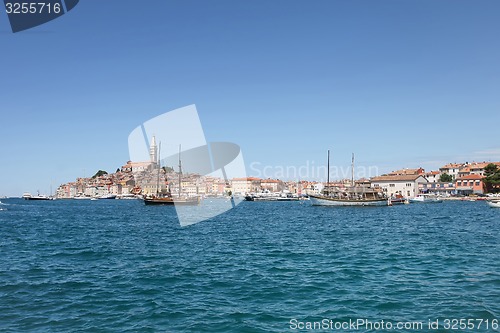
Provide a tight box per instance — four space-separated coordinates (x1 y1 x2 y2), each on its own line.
149 136 158 164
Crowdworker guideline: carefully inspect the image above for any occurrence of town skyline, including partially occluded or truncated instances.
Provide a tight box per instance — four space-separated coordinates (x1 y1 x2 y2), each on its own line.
5 146 500 198
49 137 500 200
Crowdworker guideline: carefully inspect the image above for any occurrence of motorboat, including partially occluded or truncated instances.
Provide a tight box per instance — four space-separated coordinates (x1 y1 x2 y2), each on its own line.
409 195 443 203
486 200 500 208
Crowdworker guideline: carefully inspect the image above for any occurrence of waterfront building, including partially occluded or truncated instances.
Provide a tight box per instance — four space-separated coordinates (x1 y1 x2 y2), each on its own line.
456 174 485 195
260 179 284 192
303 182 323 195
231 177 261 195
370 174 428 198
419 182 456 196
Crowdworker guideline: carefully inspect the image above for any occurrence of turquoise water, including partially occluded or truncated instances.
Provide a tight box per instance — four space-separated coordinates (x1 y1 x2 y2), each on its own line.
0 199 498 332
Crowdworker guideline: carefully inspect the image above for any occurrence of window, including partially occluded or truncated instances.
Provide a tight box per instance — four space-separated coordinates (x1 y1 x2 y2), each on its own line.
475 181 480 186
457 181 462 186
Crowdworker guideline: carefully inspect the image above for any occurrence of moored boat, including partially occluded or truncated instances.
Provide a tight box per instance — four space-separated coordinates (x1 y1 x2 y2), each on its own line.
74 195 92 200
144 196 200 206
97 194 117 200
388 194 409 205
310 151 388 207
23 191 54 201
143 143 200 206
309 193 387 206
245 192 299 201
409 195 443 203
486 200 500 208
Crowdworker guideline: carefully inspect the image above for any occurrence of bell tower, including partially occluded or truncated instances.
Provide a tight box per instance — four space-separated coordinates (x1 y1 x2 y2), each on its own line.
149 136 158 164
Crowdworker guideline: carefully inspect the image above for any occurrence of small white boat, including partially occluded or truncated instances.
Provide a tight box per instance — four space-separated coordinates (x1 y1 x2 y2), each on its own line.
486 200 500 208
23 191 54 201
97 194 117 200
409 195 443 203
74 195 92 200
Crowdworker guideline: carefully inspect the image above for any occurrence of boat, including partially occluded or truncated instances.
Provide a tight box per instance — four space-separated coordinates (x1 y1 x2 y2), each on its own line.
244 192 298 201
486 200 500 208
74 195 92 200
143 143 200 206
117 194 140 200
409 194 443 203
23 191 53 201
309 151 388 206
144 195 200 206
388 194 409 205
97 194 117 200
310 192 388 206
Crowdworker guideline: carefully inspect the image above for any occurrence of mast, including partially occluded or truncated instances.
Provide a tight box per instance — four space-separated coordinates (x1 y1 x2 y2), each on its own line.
178 144 182 198
351 153 355 187
326 149 330 195
156 142 161 196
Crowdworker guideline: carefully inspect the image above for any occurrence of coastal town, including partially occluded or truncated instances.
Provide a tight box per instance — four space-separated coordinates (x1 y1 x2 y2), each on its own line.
51 137 500 200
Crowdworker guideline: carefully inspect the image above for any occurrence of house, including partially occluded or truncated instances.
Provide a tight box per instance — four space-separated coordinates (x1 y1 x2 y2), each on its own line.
260 179 284 192
388 168 425 176
370 174 428 198
439 163 464 180
424 171 441 183
456 174 485 195
121 161 155 173
419 182 456 196
231 177 261 195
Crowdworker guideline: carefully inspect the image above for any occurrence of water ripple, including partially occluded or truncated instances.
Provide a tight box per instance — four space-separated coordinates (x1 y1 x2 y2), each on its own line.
0 199 498 332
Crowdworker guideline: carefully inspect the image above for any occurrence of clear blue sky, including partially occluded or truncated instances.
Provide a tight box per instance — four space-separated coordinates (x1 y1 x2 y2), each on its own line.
1 0 500 196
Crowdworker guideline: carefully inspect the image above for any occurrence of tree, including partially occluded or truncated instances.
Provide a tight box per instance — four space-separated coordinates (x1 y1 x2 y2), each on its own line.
484 163 499 177
92 170 108 178
483 163 500 193
439 173 453 182
162 166 174 173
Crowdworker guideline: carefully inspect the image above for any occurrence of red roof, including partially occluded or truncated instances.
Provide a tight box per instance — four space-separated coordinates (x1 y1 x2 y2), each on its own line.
261 179 280 183
440 163 463 169
457 174 484 180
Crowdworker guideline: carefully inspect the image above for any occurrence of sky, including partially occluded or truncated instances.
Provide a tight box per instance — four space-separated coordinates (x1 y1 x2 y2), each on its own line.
1 0 500 196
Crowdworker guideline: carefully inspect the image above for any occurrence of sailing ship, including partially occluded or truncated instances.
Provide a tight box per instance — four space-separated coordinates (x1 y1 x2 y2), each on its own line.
144 144 200 206
309 151 388 206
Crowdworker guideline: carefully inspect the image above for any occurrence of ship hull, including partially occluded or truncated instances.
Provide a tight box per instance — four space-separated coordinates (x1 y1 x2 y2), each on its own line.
25 197 53 201
309 195 387 206
144 197 200 206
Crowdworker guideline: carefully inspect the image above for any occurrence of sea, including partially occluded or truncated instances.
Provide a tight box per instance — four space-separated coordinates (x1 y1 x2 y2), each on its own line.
0 198 498 332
